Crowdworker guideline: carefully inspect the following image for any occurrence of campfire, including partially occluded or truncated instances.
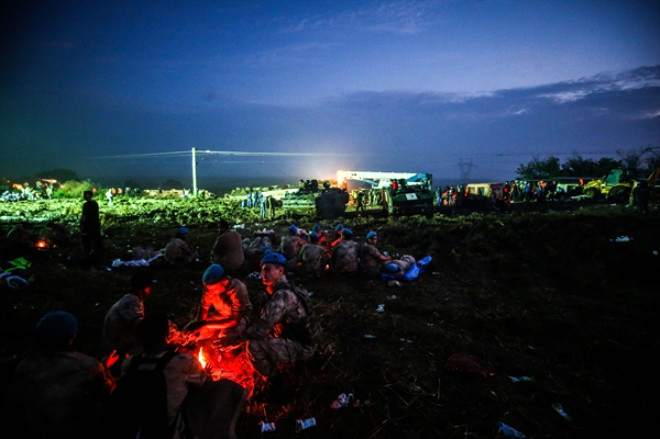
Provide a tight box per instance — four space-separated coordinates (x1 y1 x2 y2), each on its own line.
33 238 50 251
189 340 257 398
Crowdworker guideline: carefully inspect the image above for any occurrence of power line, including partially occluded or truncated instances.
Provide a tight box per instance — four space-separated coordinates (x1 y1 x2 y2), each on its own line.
88 149 370 160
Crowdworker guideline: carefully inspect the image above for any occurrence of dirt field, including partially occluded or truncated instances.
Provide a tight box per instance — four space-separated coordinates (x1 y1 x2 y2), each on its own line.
1 197 658 438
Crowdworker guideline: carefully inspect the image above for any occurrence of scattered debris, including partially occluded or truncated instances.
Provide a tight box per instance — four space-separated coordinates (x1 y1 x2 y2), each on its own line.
330 393 354 410
497 421 526 438
295 417 316 432
259 420 276 433
0 272 29 290
552 403 572 421
508 375 533 383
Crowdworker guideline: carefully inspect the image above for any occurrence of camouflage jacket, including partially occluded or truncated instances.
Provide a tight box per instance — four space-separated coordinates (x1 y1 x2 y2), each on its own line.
4 349 115 438
332 240 361 273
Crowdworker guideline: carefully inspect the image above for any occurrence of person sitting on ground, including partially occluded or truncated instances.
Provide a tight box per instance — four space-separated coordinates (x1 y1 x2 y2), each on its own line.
330 223 344 249
359 231 393 277
331 228 360 274
109 313 208 439
243 235 273 269
5 223 37 257
185 264 253 347
312 224 331 253
298 232 328 277
44 220 71 247
164 227 199 266
242 252 317 401
279 224 306 269
210 220 244 276
3 311 117 439
101 270 155 375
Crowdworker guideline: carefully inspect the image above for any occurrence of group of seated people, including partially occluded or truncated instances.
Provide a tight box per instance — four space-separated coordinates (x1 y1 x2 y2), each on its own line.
3 216 429 438
151 219 421 284
246 222 420 280
3 247 319 439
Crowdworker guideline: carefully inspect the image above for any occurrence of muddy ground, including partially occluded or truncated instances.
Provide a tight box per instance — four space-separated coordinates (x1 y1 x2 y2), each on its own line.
0 197 658 438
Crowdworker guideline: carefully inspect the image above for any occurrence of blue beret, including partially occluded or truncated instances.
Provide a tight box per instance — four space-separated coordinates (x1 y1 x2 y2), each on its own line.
177 227 189 235
384 263 399 273
203 264 225 284
36 311 78 340
341 228 353 236
366 231 377 239
260 252 287 266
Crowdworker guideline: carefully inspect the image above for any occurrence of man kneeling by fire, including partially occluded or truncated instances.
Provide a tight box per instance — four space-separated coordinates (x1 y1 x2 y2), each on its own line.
185 263 253 347
184 253 320 403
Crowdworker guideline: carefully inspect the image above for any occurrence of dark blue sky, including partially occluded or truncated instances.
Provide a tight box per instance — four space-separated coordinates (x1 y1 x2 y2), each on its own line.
2 0 659 186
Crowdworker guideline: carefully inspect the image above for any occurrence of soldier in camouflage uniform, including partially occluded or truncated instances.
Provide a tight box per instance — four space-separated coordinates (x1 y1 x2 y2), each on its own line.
331 228 360 274
278 225 306 269
185 263 253 344
164 227 199 266
101 270 155 374
243 252 316 398
298 232 328 277
3 311 116 438
210 220 244 276
359 231 393 277
383 254 417 277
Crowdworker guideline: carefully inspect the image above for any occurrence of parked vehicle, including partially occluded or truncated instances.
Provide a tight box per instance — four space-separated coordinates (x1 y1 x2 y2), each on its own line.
582 167 660 202
337 170 435 217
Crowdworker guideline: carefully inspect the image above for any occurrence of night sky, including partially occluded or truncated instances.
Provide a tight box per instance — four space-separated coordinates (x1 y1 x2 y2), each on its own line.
2 0 659 187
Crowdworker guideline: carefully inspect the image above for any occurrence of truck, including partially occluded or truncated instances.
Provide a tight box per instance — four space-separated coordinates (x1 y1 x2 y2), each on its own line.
280 179 350 219
582 167 660 202
336 170 435 217
278 170 435 219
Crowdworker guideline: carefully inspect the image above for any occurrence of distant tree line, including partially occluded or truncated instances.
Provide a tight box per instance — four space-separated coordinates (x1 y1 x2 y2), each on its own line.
515 146 660 181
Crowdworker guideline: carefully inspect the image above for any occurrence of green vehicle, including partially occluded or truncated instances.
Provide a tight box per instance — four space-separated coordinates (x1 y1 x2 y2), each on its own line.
338 170 435 218
281 181 349 219
382 184 435 217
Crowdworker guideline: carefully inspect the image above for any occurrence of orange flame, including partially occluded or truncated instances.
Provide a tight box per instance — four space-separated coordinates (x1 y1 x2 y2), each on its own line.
198 347 208 369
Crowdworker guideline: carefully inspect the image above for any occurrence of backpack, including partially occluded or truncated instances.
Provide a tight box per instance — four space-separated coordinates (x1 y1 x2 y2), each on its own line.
278 282 323 347
109 349 178 439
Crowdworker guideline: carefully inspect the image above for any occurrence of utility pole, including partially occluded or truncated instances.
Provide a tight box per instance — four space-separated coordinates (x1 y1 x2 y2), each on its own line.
192 147 197 196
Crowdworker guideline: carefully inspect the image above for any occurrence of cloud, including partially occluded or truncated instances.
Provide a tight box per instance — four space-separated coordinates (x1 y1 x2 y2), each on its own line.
535 65 660 104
